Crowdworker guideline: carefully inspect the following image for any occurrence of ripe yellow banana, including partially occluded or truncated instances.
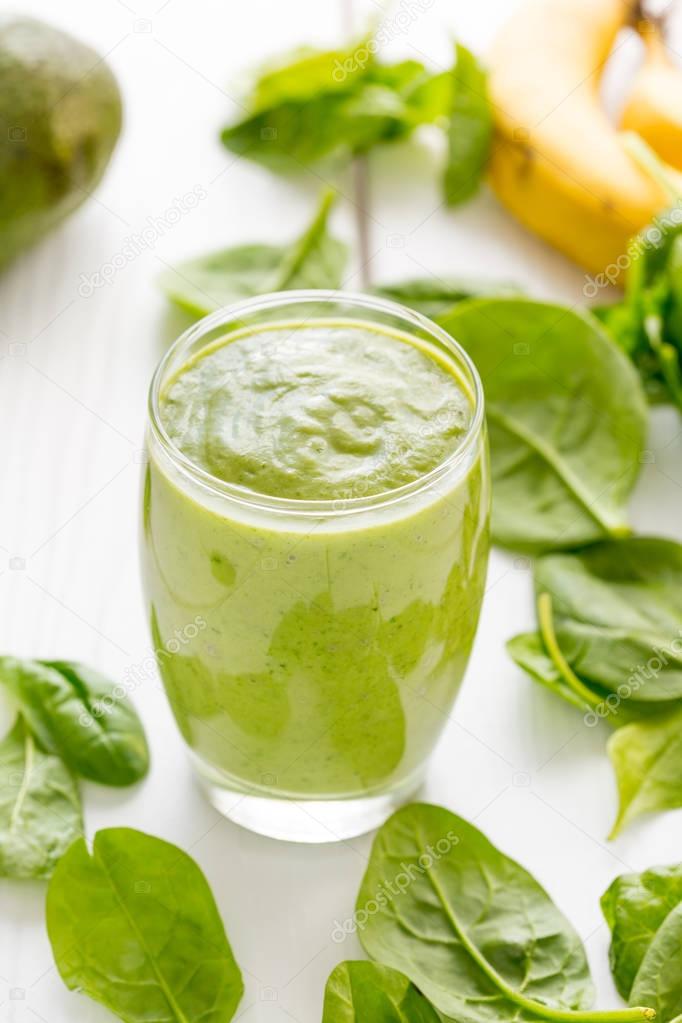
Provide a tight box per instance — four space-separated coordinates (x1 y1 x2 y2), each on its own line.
487 0 674 278
620 17 682 171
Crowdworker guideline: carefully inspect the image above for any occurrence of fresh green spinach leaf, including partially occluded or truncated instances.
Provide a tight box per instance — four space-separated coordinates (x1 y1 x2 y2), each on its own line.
506 630 594 713
438 299 648 551
47 827 243 1023
357 803 653 1023
221 42 451 171
322 961 440 1022
534 539 682 705
444 43 492 206
596 210 682 413
372 276 517 319
608 706 682 838
0 657 149 786
509 540 682 725
0 716 82 880
159 189 348 317
245 42 365 110
630 903 682 1023
507 599 661 730
593 303 643 363
603 864 682 1020
508 541 682 836
509 640 682 837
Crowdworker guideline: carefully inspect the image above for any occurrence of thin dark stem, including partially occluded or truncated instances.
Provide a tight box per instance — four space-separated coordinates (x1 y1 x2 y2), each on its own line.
631 1 666 32
352 158 372 288
340 0 372 289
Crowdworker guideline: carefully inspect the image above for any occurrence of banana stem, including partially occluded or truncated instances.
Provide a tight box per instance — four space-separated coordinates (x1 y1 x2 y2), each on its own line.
632 1 667 34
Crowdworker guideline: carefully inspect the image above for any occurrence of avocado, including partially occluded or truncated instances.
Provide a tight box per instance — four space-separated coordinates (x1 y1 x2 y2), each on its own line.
0 17 122 269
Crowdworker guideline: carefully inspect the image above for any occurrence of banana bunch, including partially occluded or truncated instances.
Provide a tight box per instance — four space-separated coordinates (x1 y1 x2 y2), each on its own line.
488 0 682 276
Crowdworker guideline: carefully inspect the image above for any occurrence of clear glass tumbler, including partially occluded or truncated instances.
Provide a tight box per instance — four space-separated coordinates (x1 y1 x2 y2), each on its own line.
142 291 490 842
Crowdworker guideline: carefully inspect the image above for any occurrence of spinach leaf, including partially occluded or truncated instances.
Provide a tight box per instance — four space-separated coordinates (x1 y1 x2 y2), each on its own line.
322 961 440 1023
506 631 594 713
509 540 682 725
0 657 149 786
159 189 348 317
608 707 682 837
507 645 682 835
47 827 243 1023
444 43 493 206
631 904 682 1023
357 803 654 1023
372 276 517 319
534 539 682 705
509 542 682 836
438 299 648 551
603 864 682 1019
221 42 451 171
507 607 659 730
596 210 682 413
0 716 82 880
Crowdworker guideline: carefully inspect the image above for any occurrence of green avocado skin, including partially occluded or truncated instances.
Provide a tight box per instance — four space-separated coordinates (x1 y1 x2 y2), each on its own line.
0 17 122 269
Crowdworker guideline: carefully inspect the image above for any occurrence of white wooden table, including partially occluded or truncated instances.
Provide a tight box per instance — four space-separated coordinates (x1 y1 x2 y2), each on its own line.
2 1 682 1020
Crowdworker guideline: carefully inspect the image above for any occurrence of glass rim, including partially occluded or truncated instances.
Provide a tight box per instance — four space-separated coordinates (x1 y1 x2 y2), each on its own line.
147 289 485 517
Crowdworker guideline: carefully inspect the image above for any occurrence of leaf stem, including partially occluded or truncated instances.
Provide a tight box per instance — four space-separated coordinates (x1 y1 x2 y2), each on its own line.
339 0 373 288
537 593 602 710
485 408 630 539
352 157 372 288
534 1009 655 1023
10 719 34 834
423 847 655 1023
270 188 337 291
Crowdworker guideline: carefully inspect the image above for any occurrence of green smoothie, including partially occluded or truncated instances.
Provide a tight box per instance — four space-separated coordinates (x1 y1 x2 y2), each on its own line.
143 315 489 802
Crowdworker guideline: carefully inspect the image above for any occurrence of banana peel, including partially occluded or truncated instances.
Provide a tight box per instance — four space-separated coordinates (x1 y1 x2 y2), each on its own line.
621 17 682 171
487 0 679 279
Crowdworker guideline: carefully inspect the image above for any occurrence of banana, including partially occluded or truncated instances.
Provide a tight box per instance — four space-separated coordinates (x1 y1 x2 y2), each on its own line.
620 17 682 171
487 0 675 278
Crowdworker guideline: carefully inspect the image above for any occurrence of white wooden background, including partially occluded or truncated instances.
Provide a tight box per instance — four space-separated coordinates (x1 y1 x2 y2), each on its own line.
1 1 682 1021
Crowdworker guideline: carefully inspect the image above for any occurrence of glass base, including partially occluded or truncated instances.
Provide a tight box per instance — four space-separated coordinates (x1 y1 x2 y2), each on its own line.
192 756 424 843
